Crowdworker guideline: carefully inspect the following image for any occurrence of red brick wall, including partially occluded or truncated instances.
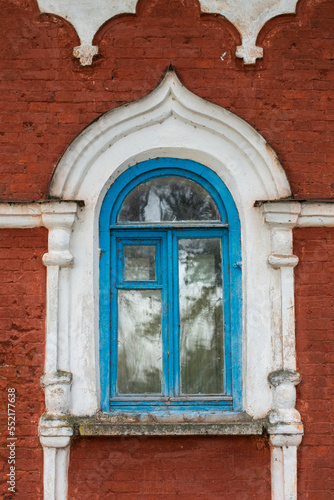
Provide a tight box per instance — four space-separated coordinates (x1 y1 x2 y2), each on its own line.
68 436 270 499
0 228 47 500
0 0 333 498
295 228 334 499
0 0 333 199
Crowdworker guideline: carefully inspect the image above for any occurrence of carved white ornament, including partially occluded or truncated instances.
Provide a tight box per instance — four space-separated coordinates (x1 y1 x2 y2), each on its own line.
36 0 138 65
199 0 299 64
36 0 299 65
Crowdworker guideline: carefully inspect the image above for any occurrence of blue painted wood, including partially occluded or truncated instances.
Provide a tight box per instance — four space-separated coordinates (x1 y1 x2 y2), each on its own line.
99 157 242 414
171 230 180 396
110 232 118 399
222 231 232 396
115 237 163 287
99 158 230 226
99 224 111 411
166 229 174 398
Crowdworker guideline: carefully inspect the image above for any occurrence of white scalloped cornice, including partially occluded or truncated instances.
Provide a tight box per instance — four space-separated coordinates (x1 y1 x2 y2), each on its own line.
200 0 299 63
36 0 138 65
36 0 299 65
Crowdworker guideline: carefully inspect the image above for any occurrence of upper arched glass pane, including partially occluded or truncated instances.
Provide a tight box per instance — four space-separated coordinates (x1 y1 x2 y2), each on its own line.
118 176 221 222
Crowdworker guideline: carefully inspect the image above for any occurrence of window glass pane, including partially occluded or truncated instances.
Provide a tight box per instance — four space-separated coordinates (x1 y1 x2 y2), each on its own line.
124 245 156 281
117 289 162 394
118 176 221 222
178 238 224 394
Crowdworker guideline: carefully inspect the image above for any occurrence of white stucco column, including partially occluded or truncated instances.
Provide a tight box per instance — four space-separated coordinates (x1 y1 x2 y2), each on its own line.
263 202 303 500
39 419 73 500
270 433 302 500
39 202 79 500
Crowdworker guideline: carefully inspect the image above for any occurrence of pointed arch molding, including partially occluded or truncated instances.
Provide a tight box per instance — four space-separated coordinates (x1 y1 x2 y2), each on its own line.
50 70 291 200
36 0 299 65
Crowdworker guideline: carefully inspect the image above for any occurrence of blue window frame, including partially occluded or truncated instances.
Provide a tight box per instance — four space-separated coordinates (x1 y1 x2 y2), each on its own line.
100 158 242 413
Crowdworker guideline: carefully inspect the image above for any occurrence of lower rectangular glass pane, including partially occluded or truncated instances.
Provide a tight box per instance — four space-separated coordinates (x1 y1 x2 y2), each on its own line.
117 289 162 394
179 238 224 394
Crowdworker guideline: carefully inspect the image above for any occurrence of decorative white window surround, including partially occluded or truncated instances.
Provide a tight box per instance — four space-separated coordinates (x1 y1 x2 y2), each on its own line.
1 73 334 499
1 201 334 499
35 0 299 65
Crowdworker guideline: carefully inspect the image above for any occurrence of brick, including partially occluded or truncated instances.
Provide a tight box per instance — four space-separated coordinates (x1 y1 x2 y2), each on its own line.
0 0 333 498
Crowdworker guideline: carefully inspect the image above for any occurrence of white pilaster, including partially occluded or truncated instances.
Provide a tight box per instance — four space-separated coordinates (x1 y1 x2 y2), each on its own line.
264 202 301 371
264 203 303 500
39 417 73 500
41 205 77 411
39 203 79 500
270 434 302 500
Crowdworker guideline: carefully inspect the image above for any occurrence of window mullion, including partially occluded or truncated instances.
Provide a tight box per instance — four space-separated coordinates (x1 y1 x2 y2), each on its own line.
160 231 170 398
171 230 180 397
165 230 175 397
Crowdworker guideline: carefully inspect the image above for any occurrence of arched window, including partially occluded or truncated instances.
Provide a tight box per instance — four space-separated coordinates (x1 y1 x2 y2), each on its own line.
99 158 242 413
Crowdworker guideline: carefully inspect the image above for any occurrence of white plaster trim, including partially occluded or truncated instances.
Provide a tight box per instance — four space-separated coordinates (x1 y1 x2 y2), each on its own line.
50 71 290 199
1 200 333 228
0 200 79 500
264 205 304 500
35 0 299 65
263 203 301 371
267 369 303 500
270 436 302 500
268 254 299 268
199 0 299 64
0 202 79 228
41 206 78 414
36 0 137 65
39 417 73 500
298 202 334 227
261 201 334 227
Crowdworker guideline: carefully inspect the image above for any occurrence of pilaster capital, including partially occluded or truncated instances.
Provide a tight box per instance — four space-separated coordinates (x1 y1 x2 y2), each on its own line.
267 369 303 439
42 251 74 267
41 202 79 229
268 254 299 269
262 202 301 229
39 415 74 448
41 370 72 388
40 435 72 448
268 370 301 388
41 203 79 268
268 409 303 428
269 433 303 448
41 371 73 415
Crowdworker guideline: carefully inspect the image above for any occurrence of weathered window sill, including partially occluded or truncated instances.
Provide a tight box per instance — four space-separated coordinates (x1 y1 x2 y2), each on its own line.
70 412 267 437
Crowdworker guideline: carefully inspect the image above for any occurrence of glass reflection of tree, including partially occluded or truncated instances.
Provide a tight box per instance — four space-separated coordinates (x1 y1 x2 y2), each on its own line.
118 177 220 222
118 290 162 394
179 239 224 395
